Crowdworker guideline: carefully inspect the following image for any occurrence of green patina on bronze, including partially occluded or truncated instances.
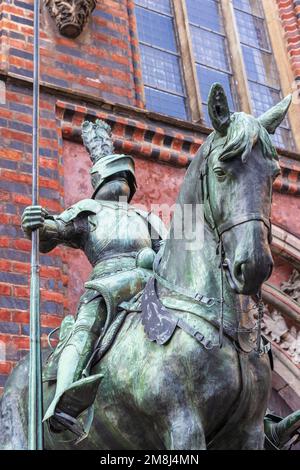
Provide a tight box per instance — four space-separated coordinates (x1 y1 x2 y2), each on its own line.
0 86 298 450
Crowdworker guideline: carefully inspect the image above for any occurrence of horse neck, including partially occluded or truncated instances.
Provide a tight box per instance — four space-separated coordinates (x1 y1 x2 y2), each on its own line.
158 167 250 324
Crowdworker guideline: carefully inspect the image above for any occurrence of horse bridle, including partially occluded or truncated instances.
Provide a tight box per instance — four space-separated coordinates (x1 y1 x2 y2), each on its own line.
200 156 272 351
153 155 272 354
200 157 273 246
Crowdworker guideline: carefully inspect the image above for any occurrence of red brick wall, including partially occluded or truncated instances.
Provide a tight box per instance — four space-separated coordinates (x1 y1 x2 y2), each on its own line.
0 0 139 105
277 0 300 87
0 81 66 390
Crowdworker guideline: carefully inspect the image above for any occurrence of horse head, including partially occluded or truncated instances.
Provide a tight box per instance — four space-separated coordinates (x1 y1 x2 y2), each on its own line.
201 84 292 296
45 0 96 38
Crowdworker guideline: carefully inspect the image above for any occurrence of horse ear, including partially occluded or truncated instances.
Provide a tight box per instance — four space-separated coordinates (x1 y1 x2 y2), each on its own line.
208 83 231 136
258 94 292 134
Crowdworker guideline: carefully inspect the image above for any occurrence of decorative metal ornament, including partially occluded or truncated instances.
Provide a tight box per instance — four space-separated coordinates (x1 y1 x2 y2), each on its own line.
44 0 97 38
82 119 114 165
82 119 137 200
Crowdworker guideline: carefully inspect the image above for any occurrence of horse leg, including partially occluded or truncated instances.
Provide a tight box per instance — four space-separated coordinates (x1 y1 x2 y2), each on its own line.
212 421 265 450
237 423 265 450
165 408 206 450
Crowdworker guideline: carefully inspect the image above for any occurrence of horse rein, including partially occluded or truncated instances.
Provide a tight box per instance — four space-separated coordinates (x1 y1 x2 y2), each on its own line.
153 155 272 354
200 157 272 353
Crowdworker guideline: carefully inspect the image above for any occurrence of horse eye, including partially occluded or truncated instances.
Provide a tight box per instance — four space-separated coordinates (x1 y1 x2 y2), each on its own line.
213 167 227 179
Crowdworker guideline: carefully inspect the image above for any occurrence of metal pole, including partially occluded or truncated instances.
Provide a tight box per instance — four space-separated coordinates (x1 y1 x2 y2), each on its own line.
28 0 43 450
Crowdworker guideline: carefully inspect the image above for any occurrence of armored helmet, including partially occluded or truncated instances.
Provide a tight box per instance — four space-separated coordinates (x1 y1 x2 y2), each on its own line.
81 119 137 201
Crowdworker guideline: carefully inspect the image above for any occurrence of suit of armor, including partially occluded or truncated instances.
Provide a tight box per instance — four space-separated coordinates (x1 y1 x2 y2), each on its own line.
40 198 164 429
22 119 167 437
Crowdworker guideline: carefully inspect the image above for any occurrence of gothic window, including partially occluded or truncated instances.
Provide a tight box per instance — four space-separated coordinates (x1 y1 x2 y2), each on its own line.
186 0 237 124
232 0 294 149
134 0 297 151
135 0 188 119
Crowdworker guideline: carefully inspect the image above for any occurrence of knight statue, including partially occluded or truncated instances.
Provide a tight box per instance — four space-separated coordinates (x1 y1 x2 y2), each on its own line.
21 119 167 439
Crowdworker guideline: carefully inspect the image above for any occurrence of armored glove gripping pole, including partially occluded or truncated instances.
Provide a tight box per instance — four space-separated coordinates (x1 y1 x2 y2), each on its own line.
28 0 43 450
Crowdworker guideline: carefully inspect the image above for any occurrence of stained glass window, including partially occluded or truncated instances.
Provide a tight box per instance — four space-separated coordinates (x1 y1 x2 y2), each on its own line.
186 0 237 126
135 0 171 16
186 0 223 32
139 45 184 95
135 0 187 119
134 0 295 152
233 0 264 18
233 0 294 150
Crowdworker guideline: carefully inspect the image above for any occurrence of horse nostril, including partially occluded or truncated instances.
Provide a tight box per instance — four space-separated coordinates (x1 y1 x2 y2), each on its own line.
234 261 244 281
267 261 274 279
234 258 273 285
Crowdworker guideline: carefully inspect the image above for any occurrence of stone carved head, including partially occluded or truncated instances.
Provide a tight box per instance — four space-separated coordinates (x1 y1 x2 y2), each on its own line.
44 0 97 38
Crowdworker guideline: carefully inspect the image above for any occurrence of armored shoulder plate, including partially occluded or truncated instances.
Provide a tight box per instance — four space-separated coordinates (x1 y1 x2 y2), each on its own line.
56 199 102 224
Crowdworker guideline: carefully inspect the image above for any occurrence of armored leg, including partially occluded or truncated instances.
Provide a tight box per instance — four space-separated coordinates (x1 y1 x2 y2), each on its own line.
43 292 106 427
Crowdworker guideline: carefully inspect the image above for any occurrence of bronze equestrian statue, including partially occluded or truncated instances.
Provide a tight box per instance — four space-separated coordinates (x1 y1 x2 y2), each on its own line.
22 119 167 438
0 84 299 450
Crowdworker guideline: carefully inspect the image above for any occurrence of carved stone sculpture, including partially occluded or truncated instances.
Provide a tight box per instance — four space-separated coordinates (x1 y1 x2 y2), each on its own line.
44 0 97 38
281 269 300 304
262 308 289 343
262 307 300 365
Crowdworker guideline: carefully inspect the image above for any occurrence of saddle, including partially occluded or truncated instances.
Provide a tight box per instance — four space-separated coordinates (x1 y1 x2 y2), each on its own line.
84 266 152 370
43 266 152 383
140 277 272 359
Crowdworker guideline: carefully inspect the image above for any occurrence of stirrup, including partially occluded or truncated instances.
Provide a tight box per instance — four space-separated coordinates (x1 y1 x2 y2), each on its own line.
44 373 103 425
50 409 86 440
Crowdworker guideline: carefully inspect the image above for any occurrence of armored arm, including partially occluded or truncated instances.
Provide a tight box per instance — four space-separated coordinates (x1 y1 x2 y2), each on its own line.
39 217 62 253
21 205 88 253
39 217 84 253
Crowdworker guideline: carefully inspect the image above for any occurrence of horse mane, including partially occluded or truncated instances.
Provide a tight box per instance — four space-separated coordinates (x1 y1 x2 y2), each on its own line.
201 112 278 164
177 111 277 207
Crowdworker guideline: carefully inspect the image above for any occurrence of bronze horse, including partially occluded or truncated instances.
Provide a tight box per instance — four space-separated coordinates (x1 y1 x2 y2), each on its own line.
0 84 295 450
